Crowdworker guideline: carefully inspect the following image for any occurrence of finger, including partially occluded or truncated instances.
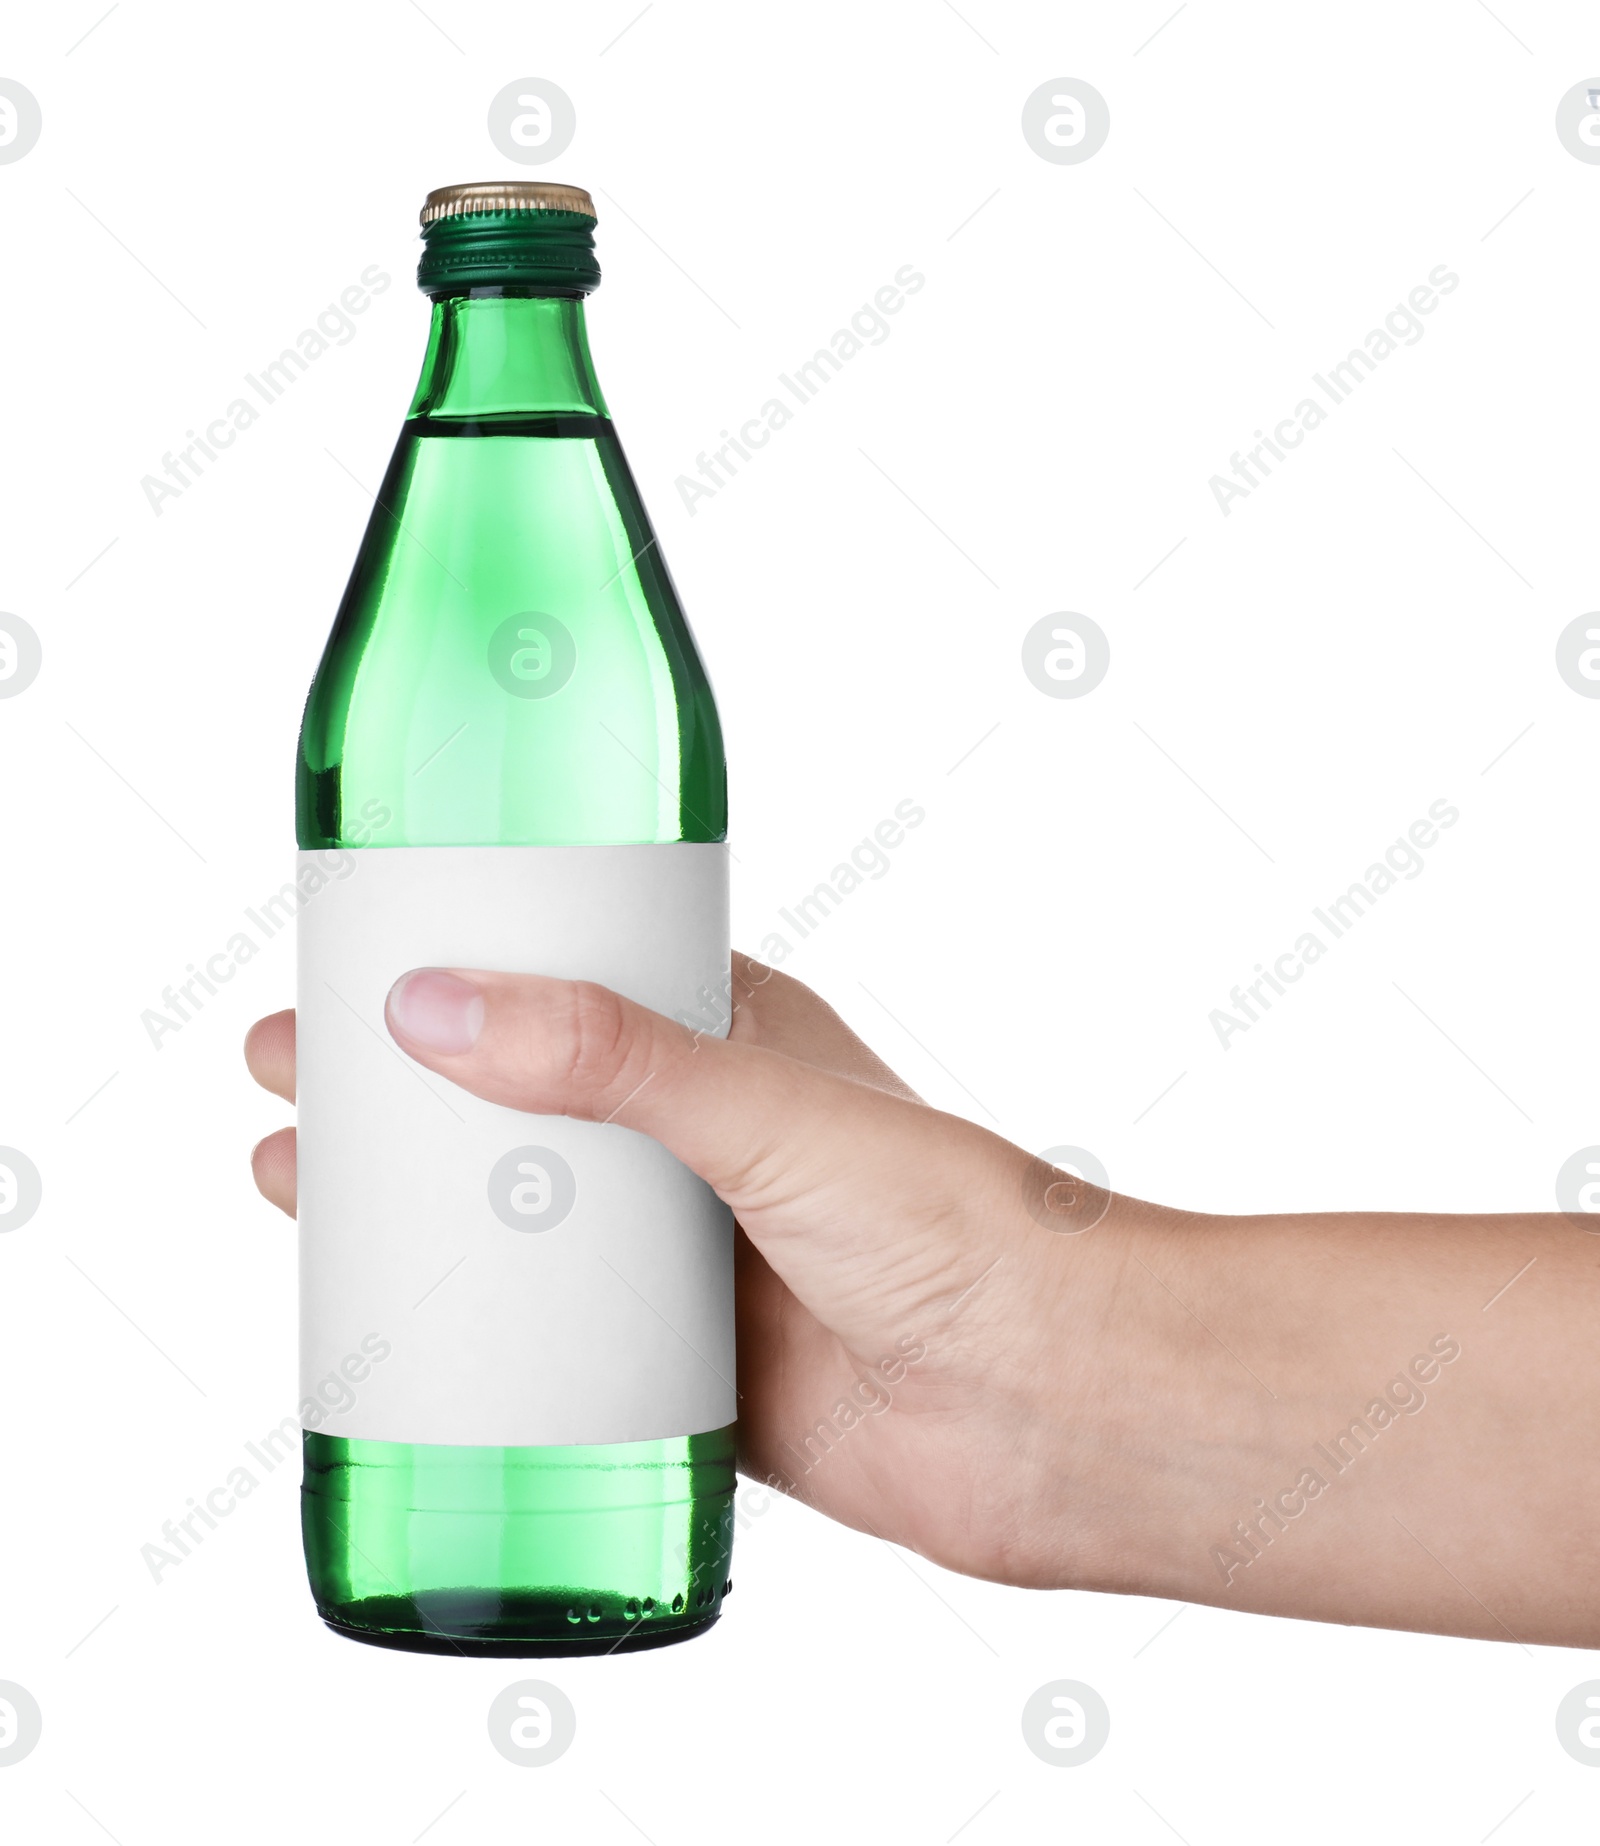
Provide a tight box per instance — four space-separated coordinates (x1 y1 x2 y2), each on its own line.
728 953 922 1102
251 1126 297 1218
384 967 1029 1352
245 1010 296 1103
732 1224 878 1505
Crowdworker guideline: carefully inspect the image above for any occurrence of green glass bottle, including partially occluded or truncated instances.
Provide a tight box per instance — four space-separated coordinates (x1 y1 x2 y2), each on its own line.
295 181 736 1656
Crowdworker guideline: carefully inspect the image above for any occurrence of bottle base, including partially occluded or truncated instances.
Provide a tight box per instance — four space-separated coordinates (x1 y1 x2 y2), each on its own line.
302 1426 737 1658
318 1590 722 1656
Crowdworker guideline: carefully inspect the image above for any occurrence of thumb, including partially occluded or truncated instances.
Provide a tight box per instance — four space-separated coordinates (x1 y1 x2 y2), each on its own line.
384 966 1031 1352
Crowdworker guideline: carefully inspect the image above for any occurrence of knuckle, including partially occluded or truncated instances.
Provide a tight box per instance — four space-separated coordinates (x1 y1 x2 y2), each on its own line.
729 958 808 1043
731 950 776 990
559 980 640 1107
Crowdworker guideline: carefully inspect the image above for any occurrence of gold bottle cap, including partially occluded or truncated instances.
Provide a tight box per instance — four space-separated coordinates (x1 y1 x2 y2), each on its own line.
420 181 596 226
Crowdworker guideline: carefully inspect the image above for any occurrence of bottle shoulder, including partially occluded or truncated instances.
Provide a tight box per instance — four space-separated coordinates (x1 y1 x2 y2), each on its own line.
298 423 725 850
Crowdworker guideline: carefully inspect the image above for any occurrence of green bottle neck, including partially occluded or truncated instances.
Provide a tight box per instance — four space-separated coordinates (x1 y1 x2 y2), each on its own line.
407 292 609 421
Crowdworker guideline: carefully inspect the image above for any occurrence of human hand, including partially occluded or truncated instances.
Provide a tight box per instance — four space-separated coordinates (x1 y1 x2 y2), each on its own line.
247 958 1600 1645
245 955 1132 1589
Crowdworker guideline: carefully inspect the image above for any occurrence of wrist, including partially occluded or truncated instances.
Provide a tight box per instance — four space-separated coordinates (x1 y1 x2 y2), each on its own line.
1011 1189 1275 1600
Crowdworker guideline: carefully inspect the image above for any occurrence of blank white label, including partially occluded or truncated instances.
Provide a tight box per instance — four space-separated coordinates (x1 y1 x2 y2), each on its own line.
297 843 734 1448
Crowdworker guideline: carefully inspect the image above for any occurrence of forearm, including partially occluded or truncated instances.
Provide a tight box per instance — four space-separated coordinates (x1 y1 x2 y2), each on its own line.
1049 1198 1600 1644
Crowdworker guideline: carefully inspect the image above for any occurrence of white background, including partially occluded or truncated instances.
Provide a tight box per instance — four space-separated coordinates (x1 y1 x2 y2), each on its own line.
0 0 1596 1837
